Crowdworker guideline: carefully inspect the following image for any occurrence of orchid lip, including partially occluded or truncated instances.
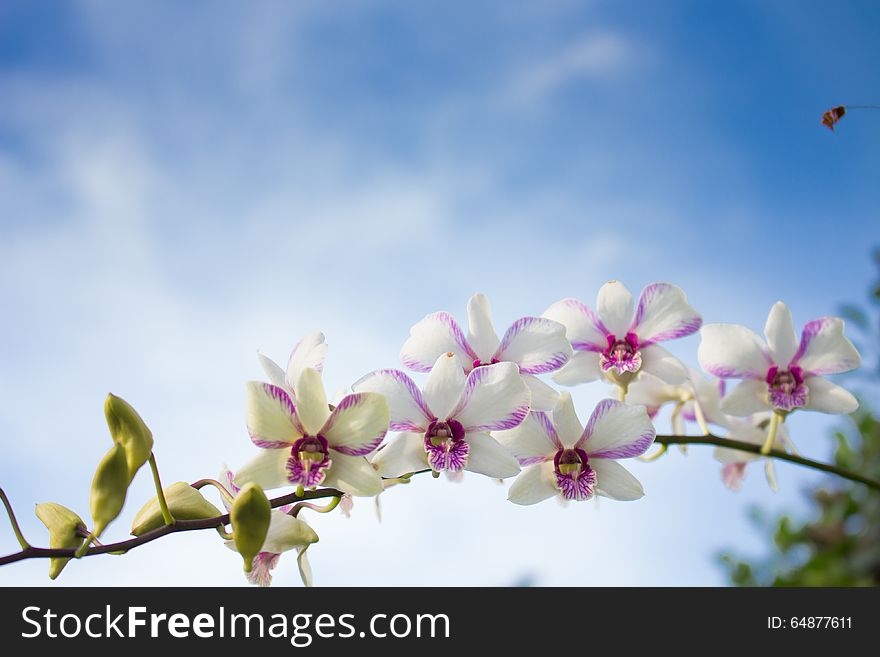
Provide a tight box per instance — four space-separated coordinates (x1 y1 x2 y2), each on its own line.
599 332 642 375
287 434 331 488
766 365 808 411
552 448 596 501
471 357 500 370
424 418 468 471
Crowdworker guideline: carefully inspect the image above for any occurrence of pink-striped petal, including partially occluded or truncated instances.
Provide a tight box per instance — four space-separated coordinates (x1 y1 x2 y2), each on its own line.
791 317 861 376
322 392 389 456
629 283 702 346
493 316 572 374
400 311 477 372
698 324 772 379
451 361 530 432
578 399 655 459
245 382 303 448
543 297 609 351
352 369 432 432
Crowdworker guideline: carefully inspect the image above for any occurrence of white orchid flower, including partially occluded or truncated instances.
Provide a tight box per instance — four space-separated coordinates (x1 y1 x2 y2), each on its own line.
257 331 329 397
354 352 527 478
698 302 861 416
220 468 318 587
544 281 702 388
235 365 388 497
399 293 572 410
713 415 793 492
495 394 656 505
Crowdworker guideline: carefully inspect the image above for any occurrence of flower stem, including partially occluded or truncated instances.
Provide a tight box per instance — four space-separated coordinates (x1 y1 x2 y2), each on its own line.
692 397 710 436
639 443 668 462
759 412 782 456
0 488 29 550
617 384 628 402
149 453 175 526
192 479 236 506
290 495 342 517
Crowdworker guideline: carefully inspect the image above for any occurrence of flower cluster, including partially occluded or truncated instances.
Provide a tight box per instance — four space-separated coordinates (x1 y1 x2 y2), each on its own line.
220 283 860 586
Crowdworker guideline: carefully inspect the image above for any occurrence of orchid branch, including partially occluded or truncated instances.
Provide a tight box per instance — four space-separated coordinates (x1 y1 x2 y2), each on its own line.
655 434 880 491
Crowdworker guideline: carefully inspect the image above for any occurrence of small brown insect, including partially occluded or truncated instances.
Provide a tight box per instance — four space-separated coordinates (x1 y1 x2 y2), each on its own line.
821 105 846 131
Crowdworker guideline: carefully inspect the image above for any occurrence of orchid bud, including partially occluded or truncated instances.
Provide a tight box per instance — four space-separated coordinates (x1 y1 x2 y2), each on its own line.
89 442 131 537
130 482 222 536
262 513 319 554
230 483 271 573
34 502 86 579
105 393 154 482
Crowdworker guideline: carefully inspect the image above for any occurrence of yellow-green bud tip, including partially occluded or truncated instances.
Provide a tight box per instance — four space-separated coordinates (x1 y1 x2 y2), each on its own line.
89 442 131 538
131 483 222 536
105 393 154 481
35 502 86 580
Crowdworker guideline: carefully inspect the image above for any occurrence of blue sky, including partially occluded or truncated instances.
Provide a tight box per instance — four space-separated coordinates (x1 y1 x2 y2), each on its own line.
1 0 878 587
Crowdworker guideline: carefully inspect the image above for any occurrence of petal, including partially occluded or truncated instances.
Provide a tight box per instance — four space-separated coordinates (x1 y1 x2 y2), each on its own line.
234 448 292 490
629 283 702 345
551 392 584 448
245 382 302 448
451 361 530 432
293 368 330 436
507 462 558 505
494 317 572 374
596 280 634 337
763 302 798 367
462 432 521 478
351 369 431 431
803 376 859 414
578 399 655 459
698 324 772 379
370 432 428 477
625 373 682 408
257 353 288 390
323 392 389 455
639 344 689 384
424 352 467 419
297 546 313 588
467 293 501 363
551 351 602 385
493 411 559 465
521 373 560 411
720 380 770 416
792 317 861 375
322 453 383 497
591 459 644 501
285 332 328 388
542 297 608 351
400 311 476 373
262 511 319 554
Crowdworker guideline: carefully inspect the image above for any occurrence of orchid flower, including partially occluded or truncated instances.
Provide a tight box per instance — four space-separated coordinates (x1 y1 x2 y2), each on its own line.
713 415 793 492
698 301 861 417
256 331 328 397
627 370 725 436
221 468 319 587
543 281 702 390
235 366 388 497
495 394 655 505
353 352 527 478
399 293 572 410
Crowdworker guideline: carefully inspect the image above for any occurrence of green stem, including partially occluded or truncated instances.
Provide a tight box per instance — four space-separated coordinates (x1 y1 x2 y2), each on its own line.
149 453 174 526
655 433 880 491
192 479 236 506
290 496 341 517
617 384 628 402
0 488 29 550
759 411 782 456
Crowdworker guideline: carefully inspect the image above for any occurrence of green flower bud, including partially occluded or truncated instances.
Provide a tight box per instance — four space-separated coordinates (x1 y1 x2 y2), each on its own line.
90 442 131 537
130 482 222 536
230 483 271 573
105 393 154 482
34 503 86 579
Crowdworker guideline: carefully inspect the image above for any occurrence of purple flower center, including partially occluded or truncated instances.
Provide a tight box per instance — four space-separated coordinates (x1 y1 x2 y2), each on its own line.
766 365 808 411
286 434 331 488
553 448 596 501
471 357 500 370
599 332 642 375
424 418 469 472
